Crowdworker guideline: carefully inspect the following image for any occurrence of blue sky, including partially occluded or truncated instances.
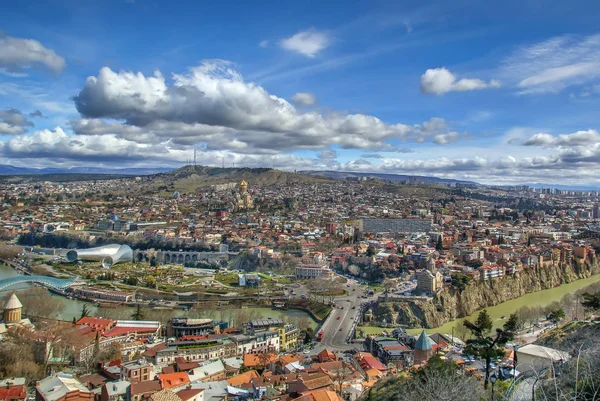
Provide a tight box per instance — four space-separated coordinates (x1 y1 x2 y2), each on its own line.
1 0 600 184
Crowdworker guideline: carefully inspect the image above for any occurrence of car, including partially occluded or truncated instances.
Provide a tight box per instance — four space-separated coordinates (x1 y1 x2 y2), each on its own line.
352 288 355 291
351 306 356 309
340 306 344 310
304 350 311 354
337 316 341 320
339 328 342 331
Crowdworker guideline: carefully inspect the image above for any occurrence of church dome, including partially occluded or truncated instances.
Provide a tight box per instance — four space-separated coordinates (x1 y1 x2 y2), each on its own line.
4 293 22 310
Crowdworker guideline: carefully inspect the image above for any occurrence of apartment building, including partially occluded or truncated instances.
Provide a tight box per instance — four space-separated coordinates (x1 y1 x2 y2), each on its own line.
295 264 333 279
479 265 505 281
120 360 154 383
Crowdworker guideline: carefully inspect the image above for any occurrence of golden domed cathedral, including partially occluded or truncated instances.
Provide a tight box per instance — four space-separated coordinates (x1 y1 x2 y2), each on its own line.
234 179 254 210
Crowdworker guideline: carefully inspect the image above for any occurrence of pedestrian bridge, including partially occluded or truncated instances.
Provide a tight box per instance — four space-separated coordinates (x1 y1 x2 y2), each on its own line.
0 275 76 292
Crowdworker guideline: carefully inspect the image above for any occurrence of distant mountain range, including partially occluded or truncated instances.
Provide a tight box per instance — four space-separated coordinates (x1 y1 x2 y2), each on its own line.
0 164 172 176
300 170 478 185
2 164 595 191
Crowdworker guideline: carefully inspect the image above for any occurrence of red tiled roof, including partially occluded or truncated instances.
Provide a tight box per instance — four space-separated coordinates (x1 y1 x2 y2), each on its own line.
158 373 190 390
0 386 26 401
358 356 387 371
102 326 158 338
227 370 259 386
76 317 115 330
130 380 162 396
175 389 204 401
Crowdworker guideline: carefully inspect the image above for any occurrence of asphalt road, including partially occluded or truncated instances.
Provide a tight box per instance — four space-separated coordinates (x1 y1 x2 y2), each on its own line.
310 277 379 354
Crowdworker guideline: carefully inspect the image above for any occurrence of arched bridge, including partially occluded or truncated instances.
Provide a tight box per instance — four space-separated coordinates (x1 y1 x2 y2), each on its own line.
0 275 77 292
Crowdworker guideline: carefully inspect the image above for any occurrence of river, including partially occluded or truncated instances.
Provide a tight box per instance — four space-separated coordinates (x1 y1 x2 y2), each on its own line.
0 264 317 328
405 273 600 336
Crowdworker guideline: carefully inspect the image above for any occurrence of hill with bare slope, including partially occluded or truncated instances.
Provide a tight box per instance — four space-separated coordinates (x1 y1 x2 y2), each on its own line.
142 165 331 194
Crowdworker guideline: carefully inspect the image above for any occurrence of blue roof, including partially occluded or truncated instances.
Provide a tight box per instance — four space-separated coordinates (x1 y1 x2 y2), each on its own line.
415 330 433 350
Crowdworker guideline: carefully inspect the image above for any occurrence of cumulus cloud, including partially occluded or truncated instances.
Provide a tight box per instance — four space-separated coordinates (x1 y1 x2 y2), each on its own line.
420 67 501 95
502 34 600 94
72 61 464 153
0 31 66 74
523 129 600 147
1 126 320 170
291 92 316 107
0 108 34 135
279 29 330 57
5 123 600 185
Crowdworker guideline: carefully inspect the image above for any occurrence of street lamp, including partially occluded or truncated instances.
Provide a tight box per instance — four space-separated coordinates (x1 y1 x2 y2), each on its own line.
490 373 498 400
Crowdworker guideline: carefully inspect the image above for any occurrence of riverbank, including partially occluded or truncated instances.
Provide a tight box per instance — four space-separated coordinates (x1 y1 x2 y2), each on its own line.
379 260 600 329
0 264 318 327
360 272 600 337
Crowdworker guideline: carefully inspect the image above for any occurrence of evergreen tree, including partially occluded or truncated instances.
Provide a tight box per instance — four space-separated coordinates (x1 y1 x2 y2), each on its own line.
80 304 90 319
547 308 565 324
581 291 600 312
463 310 518 389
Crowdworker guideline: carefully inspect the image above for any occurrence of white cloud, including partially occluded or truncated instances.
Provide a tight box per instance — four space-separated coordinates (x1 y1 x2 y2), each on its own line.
523 129 600 147
502 34 600 94
279 29 330 57
433 131 460 144
72 61 466 153
0 31 66 74
1 126 320 170
0 122 27 135
420 67 501 95
259 40 269 48
291 92 317 107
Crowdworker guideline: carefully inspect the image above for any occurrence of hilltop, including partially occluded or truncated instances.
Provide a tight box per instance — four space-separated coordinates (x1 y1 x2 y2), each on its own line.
301 170 478 185
143 165 331 194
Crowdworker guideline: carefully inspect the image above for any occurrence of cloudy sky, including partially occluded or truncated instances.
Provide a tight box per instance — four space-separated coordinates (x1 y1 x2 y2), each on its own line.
1 0 600 185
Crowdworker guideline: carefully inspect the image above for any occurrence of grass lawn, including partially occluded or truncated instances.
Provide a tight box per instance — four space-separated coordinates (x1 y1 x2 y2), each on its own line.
357 326 387 336
215 272 239 286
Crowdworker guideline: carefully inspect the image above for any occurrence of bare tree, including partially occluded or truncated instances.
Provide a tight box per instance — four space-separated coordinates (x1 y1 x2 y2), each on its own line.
17 288 65 319
95 305 133 320
332 361 354 397
0 326 42 382
220 308 234 326
364 356 484 401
